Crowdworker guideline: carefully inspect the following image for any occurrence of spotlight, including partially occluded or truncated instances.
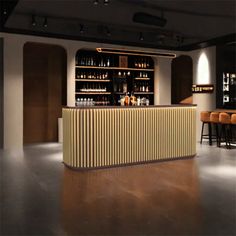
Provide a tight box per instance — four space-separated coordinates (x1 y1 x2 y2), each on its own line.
3 9 7 15
31 15 36 26
104 0 109 5
176 35 184 45
93 0 99 5
139 32 144 41
43 17 48 27
79 24 84 34
106 27 111 36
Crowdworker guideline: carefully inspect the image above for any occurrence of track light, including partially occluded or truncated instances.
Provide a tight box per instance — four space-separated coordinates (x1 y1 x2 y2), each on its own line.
43 17 48 27
139 32 144 41
31 15 36 26
176 35 184 45
94 0 110 5
96 48 176 58
106 27 111 36
133 12 167 27
79 24 84 34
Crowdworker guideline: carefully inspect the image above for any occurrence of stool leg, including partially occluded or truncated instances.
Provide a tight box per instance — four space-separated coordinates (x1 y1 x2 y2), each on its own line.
226 125 231 149
215 124 219 147
208 123 212 145
200 122 205 144
219 124 226 147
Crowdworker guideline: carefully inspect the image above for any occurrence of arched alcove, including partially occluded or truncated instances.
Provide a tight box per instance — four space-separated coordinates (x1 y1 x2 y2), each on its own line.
171 55 193 104
23 42 67 144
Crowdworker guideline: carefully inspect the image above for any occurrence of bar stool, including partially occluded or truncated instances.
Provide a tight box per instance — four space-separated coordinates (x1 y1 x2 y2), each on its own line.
200 111 212 145
219 112 231 148
210 112 220 146
230 114 236 146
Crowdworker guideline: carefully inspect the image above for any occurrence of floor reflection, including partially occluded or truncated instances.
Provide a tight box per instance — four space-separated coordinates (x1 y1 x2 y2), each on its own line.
61 160 203 235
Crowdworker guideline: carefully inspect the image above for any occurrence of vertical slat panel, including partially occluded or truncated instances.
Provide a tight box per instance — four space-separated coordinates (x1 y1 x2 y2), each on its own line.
63 107 197 169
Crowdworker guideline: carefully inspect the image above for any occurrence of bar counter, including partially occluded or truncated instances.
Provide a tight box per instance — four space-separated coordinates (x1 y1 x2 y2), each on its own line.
63 105 196 169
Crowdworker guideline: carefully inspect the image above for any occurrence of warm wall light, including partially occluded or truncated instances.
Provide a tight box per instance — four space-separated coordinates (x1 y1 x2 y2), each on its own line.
96 47 176 58
197 52 210 84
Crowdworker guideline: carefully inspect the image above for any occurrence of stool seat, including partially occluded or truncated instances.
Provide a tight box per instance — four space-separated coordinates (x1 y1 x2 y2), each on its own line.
210 112 219 123
200 111 211 122
231 114 236 124
219 112 231 124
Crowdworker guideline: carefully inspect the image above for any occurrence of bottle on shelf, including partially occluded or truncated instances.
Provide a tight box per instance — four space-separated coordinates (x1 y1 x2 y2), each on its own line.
124 92 130 106
137 96 141 106
130 92 137 106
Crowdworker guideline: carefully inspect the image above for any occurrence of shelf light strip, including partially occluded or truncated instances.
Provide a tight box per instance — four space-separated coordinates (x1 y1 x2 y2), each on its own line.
96 47 176 58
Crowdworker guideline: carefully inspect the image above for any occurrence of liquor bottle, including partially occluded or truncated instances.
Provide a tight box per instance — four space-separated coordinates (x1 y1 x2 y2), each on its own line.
130 92 137 106
124 92 130 106
137 96 141 106
107 57 110 67
138 59 141 68
143 58 147 68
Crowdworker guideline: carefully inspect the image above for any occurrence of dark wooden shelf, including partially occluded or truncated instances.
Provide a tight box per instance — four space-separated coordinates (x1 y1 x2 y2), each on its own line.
76 50 155 105
134 77 151 81
76 79 110 82
76 92 111 95
76 66 154 71
134 92 154 95
114 92 125 95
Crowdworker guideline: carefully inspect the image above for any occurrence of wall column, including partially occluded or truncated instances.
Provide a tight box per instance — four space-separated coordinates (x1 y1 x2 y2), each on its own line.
155 57 172 105
190 46 216 141
4 38 24 149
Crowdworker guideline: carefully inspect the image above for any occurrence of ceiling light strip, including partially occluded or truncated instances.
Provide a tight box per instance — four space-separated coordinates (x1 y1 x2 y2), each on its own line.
96 48 176 58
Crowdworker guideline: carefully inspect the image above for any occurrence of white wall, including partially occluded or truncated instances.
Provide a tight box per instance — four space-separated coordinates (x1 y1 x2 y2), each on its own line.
0 32 175 149
155 57 172 105
0 31 217 149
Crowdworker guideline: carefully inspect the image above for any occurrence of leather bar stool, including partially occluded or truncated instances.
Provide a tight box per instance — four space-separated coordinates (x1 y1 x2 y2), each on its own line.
210 112 220 146
200 111 212 145
219 112 231 148
230 114 236 146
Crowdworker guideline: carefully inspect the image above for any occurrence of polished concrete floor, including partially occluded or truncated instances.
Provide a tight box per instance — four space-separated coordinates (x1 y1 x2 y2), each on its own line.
0 142 236 236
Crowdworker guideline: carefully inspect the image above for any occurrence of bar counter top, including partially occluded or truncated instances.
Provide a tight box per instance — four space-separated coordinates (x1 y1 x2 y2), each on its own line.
65 104 197 109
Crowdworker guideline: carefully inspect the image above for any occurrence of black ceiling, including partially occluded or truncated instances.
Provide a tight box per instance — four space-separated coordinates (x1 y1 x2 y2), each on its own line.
1 0 236 51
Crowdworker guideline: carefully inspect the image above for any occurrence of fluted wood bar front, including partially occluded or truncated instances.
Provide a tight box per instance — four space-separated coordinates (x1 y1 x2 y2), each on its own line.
63 106 196 169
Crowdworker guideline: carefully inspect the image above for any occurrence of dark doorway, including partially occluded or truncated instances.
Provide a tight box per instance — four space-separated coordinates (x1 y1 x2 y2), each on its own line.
171 55 193 104
23 42 67 144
